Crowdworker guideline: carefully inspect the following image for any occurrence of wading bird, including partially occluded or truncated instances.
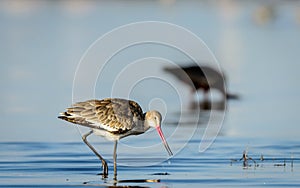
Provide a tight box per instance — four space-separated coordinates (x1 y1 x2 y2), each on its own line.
164 65 238 100
58 98 173 179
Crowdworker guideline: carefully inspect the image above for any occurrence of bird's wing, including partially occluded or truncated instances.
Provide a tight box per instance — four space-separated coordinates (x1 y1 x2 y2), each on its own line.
164 67 195 86
58 98 144 134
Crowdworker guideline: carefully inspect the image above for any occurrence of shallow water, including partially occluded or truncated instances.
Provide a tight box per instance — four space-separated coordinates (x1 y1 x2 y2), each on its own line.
1 132 299 187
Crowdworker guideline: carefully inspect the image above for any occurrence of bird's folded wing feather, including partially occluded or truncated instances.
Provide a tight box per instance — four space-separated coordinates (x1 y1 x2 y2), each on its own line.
59 98 144 134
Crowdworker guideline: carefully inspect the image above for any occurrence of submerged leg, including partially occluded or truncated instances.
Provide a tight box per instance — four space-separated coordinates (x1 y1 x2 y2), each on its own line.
113 140 118 180
82 130 108 178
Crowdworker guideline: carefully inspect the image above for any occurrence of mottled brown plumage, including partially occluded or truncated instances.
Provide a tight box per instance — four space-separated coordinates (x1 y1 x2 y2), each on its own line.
58 98 145 135
58 98 173 179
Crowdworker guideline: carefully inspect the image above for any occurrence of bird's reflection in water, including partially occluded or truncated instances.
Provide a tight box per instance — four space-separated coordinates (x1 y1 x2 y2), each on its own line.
83 177 161 187
164 99 227 126
189 99 226 111
114 178 160 188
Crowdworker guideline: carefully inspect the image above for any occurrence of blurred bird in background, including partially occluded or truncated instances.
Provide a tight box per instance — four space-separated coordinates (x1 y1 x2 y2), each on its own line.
164 65 238 107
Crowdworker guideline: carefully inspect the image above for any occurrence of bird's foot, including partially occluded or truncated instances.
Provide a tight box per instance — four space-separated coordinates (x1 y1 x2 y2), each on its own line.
97 172 108 179
96 161 108 178
102 161 108 178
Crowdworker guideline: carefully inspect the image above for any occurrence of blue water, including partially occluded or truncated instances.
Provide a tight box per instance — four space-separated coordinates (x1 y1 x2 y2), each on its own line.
1 136 299 187
1 0 300 187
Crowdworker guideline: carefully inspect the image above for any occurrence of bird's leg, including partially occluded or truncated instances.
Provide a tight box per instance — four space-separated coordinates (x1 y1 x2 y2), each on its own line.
113 140 118 180
82 130 108 178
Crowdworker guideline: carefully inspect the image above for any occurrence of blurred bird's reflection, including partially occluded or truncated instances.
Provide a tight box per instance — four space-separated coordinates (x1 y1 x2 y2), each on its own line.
189 100 226 111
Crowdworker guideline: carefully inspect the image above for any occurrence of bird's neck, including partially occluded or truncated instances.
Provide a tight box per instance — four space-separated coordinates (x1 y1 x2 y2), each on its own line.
142 113 151 132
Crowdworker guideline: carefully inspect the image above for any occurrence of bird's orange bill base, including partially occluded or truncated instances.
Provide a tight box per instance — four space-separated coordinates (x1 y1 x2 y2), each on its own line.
156 126 173 156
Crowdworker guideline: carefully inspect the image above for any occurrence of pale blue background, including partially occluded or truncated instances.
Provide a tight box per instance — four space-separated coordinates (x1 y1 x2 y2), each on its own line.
1 0 300 142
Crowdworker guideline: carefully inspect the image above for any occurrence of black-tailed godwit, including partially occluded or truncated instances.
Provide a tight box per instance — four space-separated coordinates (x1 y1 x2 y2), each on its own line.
58 98 173 178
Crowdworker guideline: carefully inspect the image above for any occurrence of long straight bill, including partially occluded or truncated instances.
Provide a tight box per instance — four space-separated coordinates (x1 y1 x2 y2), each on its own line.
156 126 173 156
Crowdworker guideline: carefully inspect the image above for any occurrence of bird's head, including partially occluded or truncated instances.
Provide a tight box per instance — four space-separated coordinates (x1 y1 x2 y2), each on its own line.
145 110 162 128
145 111 173 156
